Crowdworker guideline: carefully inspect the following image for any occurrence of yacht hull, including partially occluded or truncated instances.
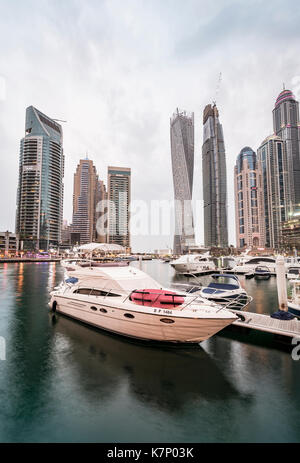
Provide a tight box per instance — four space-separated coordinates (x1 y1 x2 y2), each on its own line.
50 296 235 344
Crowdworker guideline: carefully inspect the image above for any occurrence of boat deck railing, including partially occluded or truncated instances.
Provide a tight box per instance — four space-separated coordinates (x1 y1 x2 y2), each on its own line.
59 283 252 312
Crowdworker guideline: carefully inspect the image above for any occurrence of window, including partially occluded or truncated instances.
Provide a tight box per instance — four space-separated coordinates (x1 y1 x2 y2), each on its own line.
90 306 97 311
74 288 121 297
74 288 92 295
124 313 135 319
160 318 175 324
100 308 107 313
90 289 121 297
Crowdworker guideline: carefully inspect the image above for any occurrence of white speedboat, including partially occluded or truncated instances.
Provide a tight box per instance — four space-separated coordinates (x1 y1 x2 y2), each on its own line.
170 254 216 274
254 265 271 280
288 279 300 318
198 274 250 309
286 267 300 280
231 256 277 274
49 266 237 344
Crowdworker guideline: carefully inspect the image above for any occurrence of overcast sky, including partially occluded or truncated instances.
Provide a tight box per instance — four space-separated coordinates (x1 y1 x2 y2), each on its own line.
1 0 300 252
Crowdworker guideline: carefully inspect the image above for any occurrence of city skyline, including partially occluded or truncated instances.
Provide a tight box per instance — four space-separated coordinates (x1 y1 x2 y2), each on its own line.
1 0 300 251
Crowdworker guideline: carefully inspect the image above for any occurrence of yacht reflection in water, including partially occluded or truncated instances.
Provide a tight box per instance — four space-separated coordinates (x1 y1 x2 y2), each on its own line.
51 315 243 412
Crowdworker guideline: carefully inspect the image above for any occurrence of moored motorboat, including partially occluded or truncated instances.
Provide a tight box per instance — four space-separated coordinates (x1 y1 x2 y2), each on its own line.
170 253 216 274
254 265 271 280
198 274 250 309
286 267 300 280
49 266 237 344
232 256 276 274
288 279 300 318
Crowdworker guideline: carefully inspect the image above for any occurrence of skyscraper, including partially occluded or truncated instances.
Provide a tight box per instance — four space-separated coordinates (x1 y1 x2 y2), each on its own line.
16 106 64 250
96 179 108 243
107 166 131 249
170 109 195 254
234 147 265 248
273 88 300 211
202 104 228 247
257 135 289 249
72 159 102 244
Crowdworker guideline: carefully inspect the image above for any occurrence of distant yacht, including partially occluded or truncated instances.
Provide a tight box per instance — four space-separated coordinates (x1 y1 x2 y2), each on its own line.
170 253 216 274
49 266 237 344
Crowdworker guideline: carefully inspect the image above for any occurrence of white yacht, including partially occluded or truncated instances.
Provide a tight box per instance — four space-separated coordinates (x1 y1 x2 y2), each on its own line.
254 265 271 280
286 267 300 280
231 256 277 274
198 274 250 309
49 266 237 344
288 279 300 318
170 254 216 274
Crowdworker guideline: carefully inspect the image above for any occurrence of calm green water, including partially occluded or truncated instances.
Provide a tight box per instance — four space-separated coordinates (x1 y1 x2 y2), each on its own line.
0 260 300 443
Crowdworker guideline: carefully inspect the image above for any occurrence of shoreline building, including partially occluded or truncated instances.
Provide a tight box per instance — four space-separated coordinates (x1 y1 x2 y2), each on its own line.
72 159 104 245
282 210 300 251
170 109 195 254
107 166 131 250
273 89 300 213
234 147 265 248
257 135 290 249
16 106 64 250
0 232 19 257
202 104 228 248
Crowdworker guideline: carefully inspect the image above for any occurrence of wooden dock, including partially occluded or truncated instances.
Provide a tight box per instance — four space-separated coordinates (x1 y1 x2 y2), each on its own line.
229 309 300 339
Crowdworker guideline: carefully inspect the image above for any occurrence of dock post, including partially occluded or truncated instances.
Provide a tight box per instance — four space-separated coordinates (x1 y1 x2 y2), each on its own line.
276 255 288 311
139 255 142 270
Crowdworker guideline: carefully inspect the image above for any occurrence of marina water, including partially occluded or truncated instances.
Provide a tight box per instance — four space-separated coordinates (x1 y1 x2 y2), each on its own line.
0 260 300 442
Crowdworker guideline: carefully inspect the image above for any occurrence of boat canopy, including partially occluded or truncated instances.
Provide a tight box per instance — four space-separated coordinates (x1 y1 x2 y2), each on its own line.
69 266 162 292
207 275 240 290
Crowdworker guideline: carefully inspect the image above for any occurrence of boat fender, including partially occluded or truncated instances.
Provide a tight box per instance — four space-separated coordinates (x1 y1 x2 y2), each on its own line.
52 301 57 313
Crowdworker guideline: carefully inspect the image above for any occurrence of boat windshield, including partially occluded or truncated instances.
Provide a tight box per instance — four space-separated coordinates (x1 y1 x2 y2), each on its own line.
245 257 275 264
208 276 239 290
289 268 300 275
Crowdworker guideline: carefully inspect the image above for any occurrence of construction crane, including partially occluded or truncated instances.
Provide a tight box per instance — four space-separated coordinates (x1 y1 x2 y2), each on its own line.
213 72 222 106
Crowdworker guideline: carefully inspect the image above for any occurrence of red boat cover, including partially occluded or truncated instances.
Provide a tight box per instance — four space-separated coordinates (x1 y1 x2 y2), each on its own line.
130 289 184 308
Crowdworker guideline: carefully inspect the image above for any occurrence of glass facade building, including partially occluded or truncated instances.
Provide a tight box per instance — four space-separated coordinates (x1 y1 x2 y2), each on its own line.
273 89 300 212
234 147 265 248
107 166 131 249
16 106 64 250
257 135 289 249
170 109 195 254
72 159 104 244
202 104 228 247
